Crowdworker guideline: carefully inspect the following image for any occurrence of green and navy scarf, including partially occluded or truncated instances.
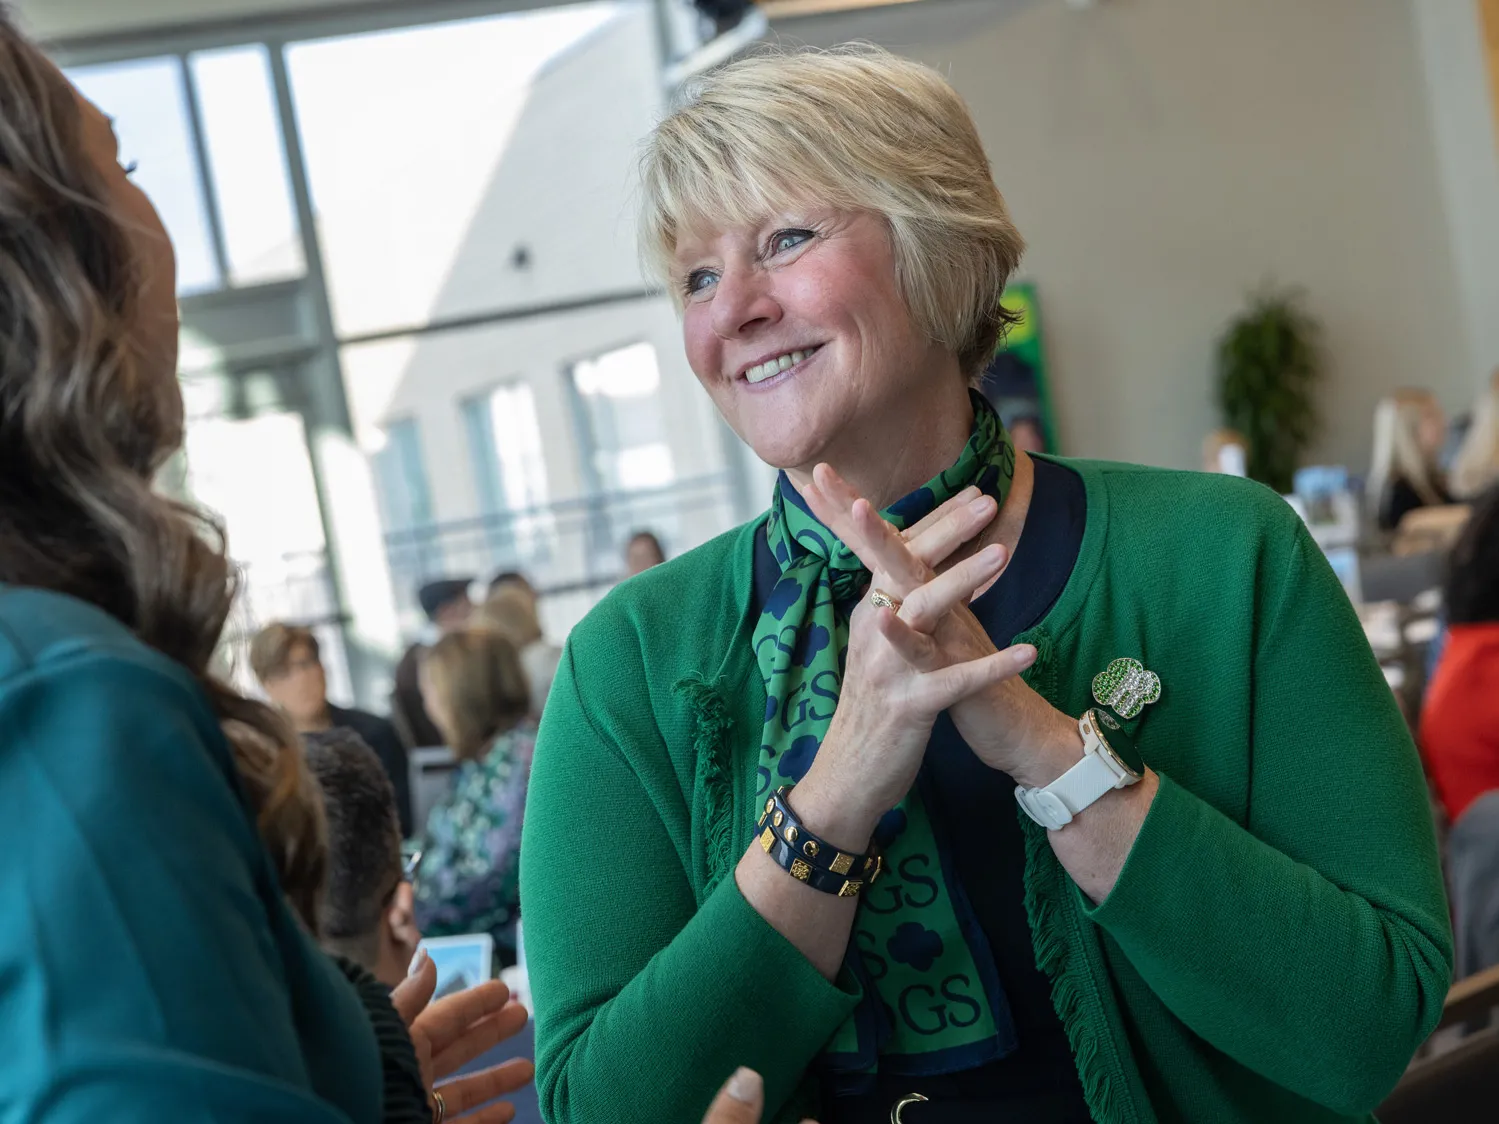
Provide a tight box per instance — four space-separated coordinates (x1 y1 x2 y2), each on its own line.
753 392 1020 1086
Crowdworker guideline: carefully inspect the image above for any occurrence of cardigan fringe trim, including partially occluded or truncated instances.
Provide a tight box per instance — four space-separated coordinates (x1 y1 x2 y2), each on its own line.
676 675 738 897
1019 626 1135 1124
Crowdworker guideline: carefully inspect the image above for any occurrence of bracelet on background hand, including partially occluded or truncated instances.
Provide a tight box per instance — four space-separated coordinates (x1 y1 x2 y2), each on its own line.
755 786 883 898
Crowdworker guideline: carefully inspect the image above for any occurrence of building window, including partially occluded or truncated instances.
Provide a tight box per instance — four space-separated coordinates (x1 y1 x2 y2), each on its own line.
568 341 677 567
460 382 551 570
374 417 434 532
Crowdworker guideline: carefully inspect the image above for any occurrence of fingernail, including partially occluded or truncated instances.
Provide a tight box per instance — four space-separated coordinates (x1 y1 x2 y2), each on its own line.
727 1067 762 1104
968 496 993 515
982 544 1005 562
1012 644 1037 667
408 948 430 977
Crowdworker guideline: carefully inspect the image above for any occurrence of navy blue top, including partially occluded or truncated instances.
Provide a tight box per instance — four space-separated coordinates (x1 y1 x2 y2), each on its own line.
0 585 382 1123
753 457 1089 1122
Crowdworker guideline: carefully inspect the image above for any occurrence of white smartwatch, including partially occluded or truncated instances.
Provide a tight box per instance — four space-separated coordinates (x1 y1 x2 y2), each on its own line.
1015 709 1144 830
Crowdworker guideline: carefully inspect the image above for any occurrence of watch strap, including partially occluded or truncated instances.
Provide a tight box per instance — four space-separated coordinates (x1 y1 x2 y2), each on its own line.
1015 710 1141 830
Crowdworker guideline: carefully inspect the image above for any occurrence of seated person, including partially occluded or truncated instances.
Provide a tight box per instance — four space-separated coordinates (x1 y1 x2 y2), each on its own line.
477 583 562 718
251 622 413 837
1369 390 1451 532
1419 483 1499 826
414 629 536 960
303 728 422 988
391 578 473 750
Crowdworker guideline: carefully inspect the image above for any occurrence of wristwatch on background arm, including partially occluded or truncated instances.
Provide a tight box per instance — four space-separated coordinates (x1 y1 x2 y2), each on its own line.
1015 709 1144 830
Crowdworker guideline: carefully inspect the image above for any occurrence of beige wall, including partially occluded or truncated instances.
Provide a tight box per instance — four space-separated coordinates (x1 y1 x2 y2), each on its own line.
780 0 1470 473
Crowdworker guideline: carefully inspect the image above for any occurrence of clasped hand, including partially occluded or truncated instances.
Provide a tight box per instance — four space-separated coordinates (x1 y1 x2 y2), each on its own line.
792 463 1076 839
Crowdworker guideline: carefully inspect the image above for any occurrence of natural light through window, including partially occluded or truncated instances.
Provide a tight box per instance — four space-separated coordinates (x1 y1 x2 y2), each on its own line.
286 2 620 335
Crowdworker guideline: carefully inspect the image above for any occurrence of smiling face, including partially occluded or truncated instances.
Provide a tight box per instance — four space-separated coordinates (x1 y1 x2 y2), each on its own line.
676 209 960 481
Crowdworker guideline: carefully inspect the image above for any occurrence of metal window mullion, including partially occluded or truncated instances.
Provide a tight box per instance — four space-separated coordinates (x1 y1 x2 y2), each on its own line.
177 52 232 288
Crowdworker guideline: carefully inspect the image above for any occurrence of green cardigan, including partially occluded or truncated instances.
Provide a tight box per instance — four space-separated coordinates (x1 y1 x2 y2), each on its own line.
520 458 1452 1123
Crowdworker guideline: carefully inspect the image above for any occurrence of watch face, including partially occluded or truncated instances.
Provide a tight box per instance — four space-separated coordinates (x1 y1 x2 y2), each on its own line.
1090 708 1145 777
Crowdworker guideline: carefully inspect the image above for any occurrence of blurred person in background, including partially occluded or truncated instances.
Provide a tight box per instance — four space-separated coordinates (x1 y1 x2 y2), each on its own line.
253 622 413 836
1450 368 1499 501
624 528 667 575
0 17 519 1122
488 568 537 604
1419 483 1499 976
1368 389 1450 532
414 629 535 963
1418 483 1499 827
522 45 1450 1124
1202 427 1249 476
303 728 422 987
477 582 561 718
391 577 473 750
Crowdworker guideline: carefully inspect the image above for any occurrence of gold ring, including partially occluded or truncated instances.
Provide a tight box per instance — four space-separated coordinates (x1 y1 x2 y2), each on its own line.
892 1093 928 1123
432 1090 446 1124
869 588 903 613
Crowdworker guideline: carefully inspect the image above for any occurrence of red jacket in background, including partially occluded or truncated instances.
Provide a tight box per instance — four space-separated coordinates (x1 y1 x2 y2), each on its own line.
1420 622 1499 824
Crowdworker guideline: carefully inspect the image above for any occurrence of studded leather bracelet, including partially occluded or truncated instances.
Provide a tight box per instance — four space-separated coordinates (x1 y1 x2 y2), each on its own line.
756 786 883 898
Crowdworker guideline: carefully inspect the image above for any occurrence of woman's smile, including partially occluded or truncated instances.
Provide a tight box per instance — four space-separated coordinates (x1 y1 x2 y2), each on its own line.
737 343 824 389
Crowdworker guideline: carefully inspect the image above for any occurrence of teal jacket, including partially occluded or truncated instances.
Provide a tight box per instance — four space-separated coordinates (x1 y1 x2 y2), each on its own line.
0 586 381 1123
521 459 1452 1123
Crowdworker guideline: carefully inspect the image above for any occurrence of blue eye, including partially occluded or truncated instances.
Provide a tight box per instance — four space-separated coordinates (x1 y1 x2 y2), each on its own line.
771 229 813 254
684 269 717 296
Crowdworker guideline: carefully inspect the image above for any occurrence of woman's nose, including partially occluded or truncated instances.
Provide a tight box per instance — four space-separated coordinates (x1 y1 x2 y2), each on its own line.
709 267 781 340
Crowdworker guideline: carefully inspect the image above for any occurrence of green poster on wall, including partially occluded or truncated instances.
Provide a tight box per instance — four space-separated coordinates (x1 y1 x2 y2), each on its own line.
980 281 1060 455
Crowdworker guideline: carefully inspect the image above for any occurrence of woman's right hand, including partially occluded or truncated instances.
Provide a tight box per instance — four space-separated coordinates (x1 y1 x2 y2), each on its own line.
790 488 1037 851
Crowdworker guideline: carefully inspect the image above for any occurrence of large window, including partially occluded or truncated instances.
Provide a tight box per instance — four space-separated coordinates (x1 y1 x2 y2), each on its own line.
189 46 304 286
285 2 645 336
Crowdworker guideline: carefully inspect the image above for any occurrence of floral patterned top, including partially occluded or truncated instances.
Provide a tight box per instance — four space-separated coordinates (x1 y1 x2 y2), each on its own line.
412 723 535 950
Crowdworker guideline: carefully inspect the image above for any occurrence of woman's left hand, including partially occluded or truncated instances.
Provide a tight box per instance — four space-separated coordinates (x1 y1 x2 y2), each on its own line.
802 463 1081 788
392 951 536 1123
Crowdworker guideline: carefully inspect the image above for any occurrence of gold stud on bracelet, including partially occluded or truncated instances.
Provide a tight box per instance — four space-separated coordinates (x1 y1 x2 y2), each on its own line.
790 859 812 881
773 811 784 828
803 840 820 858
760 828 775 854
786 826 798 844
829 853 853 875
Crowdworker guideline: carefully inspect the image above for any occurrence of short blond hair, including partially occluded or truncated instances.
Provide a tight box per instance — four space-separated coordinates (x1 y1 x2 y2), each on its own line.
639 44 1026 379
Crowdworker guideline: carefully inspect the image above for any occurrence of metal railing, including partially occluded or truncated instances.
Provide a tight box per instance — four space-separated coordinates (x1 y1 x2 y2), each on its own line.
381 472 741 634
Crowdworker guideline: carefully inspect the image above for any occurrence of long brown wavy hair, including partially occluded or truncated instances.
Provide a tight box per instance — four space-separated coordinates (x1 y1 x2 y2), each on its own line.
0 12 327 929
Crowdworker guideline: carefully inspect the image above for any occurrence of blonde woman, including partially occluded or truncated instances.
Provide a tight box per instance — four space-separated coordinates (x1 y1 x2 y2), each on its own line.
1450 368 1499 500
415 629 535 958
476 582 562 717
0 16 523 1122
521 46 1448 1124
1368 389 1450 531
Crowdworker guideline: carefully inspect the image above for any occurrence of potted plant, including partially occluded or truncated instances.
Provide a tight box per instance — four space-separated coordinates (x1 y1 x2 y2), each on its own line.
1215 286 1323 494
